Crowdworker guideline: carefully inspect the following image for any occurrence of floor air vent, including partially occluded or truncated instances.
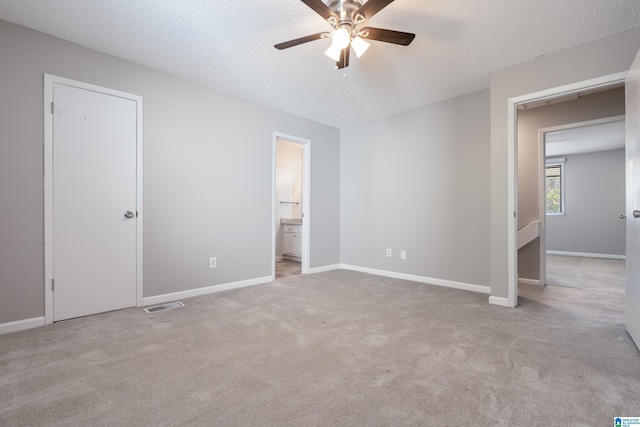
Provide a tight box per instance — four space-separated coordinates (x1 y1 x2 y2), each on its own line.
145 302 184 313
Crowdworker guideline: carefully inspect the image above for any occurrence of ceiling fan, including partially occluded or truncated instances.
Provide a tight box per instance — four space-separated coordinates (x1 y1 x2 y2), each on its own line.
275 0 415 69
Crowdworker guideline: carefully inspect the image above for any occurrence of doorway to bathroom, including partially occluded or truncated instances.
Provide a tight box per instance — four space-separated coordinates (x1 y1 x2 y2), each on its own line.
272 133 311 280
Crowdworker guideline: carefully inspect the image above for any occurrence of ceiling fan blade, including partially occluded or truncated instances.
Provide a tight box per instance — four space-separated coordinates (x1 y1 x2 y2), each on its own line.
300 0 339 22
355 0 395 20
360 27 415 46
337 46 350 69
274 32 328 50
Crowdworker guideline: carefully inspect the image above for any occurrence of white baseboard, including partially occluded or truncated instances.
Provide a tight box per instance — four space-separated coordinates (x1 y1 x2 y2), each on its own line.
0 316 45 335
518 278 541 286
546 250 625 260
143 276 273 306
338 264 490 294
309 264 341 274
488 296 512 307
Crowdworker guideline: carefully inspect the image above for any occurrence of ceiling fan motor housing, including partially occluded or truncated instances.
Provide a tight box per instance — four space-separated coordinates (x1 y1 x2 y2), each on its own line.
327 0 364 32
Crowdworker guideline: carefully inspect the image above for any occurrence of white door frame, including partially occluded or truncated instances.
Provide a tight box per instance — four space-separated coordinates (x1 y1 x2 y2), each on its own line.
43 74 144 324
507 71 627 307
272 132 311 279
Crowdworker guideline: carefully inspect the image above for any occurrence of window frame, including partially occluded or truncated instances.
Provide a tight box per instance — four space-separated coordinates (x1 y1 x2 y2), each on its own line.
545 157 566 216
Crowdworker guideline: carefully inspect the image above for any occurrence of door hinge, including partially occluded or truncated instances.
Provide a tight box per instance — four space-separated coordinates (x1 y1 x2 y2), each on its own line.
51 279 55 291
51 102 54 114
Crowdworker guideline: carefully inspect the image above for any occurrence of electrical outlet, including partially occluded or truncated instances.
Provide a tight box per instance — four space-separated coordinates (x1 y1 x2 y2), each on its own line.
209 257 217 269
386 248 392 258
401 250 406 260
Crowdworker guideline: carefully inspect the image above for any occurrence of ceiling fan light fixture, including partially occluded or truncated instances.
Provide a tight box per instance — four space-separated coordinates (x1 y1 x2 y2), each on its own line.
352 36 370 58
325 43 342 61
331 28 351 50
274 0 416 69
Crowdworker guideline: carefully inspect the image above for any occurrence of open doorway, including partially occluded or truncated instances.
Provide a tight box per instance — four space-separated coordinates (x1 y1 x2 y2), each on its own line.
272 133 311 280
541 117 626 291
508 73 624 306
508 58 640 351
517 87 626 289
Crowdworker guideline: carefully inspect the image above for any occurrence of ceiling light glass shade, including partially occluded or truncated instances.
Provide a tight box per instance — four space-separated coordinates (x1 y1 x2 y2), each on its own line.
351 36 370 58
325 44 342 62
331 28 351 49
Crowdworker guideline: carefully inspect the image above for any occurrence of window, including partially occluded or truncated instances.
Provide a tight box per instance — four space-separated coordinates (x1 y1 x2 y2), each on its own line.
545 158 565 215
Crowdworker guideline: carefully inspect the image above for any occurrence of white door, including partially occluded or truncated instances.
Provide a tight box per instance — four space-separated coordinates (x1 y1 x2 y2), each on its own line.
52 82 138 321
626 49 640 349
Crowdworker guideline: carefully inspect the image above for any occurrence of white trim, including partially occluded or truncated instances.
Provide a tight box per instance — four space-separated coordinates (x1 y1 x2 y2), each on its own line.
272 132 312 281
545 157 566 163
339 264 491 294
44 74 144 324
518 278 541 286
547 250 626 260
507 96 518 307
517 220 540 250
0 317 45 335
540 115 626 135
507 71 627 311
135 89 144 308
309 264 341 273
44 75 54 324
488 296 511 307
142 276 272 306
538 128 547 285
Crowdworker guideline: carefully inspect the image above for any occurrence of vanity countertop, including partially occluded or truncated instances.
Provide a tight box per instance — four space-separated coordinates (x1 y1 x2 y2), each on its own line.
281 218 302 225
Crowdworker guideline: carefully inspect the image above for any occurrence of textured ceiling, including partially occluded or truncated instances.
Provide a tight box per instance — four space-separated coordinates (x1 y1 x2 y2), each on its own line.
1 0 639 128
546 120 625 157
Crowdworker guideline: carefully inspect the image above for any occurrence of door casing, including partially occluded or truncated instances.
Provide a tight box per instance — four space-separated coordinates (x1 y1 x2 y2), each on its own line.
43 74 144 324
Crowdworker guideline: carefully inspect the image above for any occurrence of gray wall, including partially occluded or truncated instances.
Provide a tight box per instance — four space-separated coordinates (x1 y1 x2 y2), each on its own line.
546 149 626 256
0 19 340 324
3 19 639 324
490 27 640 300
516 88 625 279
340 90 491 287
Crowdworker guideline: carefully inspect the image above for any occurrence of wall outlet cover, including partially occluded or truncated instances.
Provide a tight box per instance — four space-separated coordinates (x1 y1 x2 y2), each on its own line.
401 250 406 260
386 248 392 257
209 257 217 268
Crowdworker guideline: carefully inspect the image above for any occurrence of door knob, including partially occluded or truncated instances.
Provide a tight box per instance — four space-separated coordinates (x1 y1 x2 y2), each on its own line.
634 210 640 219
124 211 134 219
620 214 627 219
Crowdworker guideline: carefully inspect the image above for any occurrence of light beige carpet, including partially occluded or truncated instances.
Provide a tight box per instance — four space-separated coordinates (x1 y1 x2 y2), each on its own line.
546 254 625 289
1 270 638 426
